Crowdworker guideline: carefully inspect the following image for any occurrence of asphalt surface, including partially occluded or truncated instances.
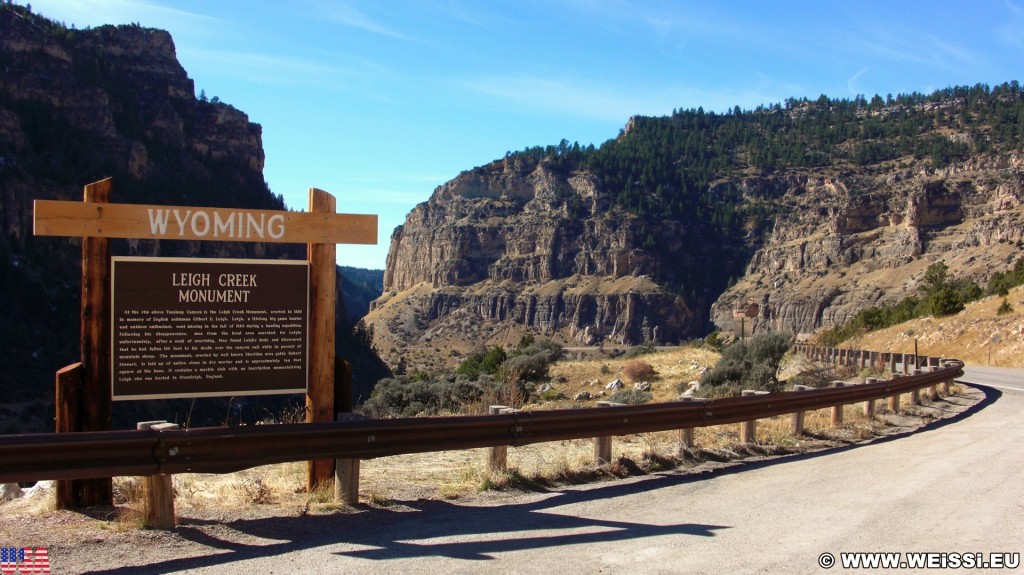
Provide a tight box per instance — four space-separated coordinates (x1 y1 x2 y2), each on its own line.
86 369 1023 575
961 366 1024 393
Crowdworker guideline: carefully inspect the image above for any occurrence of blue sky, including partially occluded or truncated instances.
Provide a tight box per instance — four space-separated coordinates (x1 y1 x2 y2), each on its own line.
23 0 1024 269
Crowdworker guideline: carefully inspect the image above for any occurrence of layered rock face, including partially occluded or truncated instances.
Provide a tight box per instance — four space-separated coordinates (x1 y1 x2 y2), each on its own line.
710 155 1024 336
369 156 699 356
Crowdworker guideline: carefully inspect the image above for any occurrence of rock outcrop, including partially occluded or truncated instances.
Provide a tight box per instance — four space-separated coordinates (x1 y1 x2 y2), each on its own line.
710 156 1024 336
367 156 702 363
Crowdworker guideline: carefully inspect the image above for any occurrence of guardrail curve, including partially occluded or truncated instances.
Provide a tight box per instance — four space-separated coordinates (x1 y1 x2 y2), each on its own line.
0 347 965 483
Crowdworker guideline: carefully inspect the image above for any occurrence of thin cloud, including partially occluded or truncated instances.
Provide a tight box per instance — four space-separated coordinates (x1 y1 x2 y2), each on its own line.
463 72 803 121
847 67 869 95
310 0 414 41
854 25 981 73
463 74 678 122
180 47 382 89
1001 0 1024 49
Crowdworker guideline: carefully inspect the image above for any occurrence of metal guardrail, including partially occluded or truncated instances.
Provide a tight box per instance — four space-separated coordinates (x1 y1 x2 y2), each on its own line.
0 350 964 484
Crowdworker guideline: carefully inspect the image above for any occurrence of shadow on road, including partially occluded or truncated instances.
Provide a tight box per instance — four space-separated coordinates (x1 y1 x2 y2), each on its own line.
82 386 998 574
84 473 730 573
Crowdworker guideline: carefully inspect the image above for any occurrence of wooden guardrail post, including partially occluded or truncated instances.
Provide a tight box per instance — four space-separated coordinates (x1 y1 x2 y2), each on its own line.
791 385 811 435
677 398 698 451
863 378 878 418
941 360 955 395
922 366 937 400
887 374 901 412
889 353 897 375
903 353 913 375
487 405 511 472
830 382 845 426
910 370 922 405
137 421 178 529
740 390 768 443
593 401 620 464
334 412 361 505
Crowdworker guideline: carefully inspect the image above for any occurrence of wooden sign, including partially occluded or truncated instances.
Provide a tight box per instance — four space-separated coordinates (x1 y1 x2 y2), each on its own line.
34 200 377 244
111 257 310 399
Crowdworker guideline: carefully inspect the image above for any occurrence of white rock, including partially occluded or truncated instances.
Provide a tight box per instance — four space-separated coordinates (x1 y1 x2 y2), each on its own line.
23 481 53 498
0 483 23 501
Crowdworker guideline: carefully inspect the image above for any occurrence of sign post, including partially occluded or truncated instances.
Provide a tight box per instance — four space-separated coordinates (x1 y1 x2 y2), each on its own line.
307 188 336 490
77 178 113 507
36 179 376 505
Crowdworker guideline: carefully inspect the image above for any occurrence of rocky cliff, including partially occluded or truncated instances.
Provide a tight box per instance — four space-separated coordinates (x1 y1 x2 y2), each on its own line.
367 156 708 369
369 87 1024 369
0 5 388 417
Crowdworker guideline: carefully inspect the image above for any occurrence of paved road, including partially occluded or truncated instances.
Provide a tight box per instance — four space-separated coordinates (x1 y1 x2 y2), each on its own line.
88 375 1024 575
961 366 1024 393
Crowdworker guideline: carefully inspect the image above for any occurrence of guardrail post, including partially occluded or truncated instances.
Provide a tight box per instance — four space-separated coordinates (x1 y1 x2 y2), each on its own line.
137 421 177 529
740 390 768 443
910 370 922 405
889 353 897 375
594 402 616 464
941 360 955 395
903 353 913 375
830 382 845 426
887 375 901 412
863 378 878 418
791 385 811 435
922 367 937 400
678 397 697 451
487 405 511 472
335 412 361 505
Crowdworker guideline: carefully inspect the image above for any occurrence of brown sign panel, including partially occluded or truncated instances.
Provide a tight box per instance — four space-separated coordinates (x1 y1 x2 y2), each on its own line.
111 257 309 400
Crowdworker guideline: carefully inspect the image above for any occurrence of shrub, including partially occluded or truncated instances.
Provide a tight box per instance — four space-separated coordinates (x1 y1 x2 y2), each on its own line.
502 339 563 382
607 389 652 405
997 298 1014 315
623 343 656 358
361 375 493 418
456 345 507 379
622 360 656 382
704 331 728 351
699 332 793 396
540 389 566 401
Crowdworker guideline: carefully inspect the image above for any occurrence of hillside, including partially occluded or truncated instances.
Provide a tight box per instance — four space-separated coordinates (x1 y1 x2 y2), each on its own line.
838 285 1024 368
0 5 387 430
368 84 1024 372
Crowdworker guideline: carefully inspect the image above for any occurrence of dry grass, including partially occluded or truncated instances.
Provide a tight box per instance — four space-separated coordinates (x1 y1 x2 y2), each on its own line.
541 345 719 406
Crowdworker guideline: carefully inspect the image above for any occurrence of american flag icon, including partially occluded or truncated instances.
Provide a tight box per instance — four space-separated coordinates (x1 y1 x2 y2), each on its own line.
0 547 50 574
